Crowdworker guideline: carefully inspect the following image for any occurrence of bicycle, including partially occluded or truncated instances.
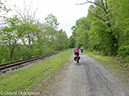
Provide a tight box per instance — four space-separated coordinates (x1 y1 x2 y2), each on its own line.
74 54 80 65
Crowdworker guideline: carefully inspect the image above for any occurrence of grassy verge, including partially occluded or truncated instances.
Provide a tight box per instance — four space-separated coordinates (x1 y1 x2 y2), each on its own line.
0 49 72 95
84 50 129 83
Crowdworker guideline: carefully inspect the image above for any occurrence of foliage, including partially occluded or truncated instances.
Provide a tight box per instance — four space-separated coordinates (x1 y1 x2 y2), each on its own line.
71 16 91 49
109 0 129 57
55 29 68 50
45 13 60 30
70 0 129 58
0 13 69 64
68 36 75 48
1 15 23 61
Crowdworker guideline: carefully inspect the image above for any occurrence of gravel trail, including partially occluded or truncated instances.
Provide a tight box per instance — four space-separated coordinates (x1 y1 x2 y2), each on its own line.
41 53 129 96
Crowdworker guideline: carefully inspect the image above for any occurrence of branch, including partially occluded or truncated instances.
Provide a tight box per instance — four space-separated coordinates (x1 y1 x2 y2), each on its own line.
13 8 24 20
100 0 105 8
90 13 106 22
0 22 6 25
100 0 107 14
105 0 108 9
76 0 104 10
23 1 27 19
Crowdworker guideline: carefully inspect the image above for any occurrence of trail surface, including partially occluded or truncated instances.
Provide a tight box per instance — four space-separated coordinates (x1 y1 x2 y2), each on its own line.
41 52 129 96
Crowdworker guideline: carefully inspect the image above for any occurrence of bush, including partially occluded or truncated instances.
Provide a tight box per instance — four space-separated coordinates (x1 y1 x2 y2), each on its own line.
118 45 129 57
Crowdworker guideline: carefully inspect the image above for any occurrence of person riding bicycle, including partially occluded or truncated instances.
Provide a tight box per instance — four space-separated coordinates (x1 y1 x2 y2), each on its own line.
81 47 83 53
74 46 80 61
74 46 79 55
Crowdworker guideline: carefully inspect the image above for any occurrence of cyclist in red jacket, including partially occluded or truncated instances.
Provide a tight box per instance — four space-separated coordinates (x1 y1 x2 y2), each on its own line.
74 46 80 61
74 46 79 56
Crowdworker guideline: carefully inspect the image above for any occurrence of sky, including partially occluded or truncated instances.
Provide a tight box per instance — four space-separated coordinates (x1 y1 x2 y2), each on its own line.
8 0 91 37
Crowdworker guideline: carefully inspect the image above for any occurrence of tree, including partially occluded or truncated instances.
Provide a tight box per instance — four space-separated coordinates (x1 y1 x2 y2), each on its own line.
1 15 24 61
109 0 129 57
0 0 11 63
0 1 69 64
45 13 60 36
71 16 91 49
45 14 60 49
55 29 68 50
77 0 118 55
10 0 41 54
68 36 75 48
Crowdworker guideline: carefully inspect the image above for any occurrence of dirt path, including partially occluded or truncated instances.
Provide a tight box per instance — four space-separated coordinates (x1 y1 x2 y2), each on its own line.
40 53 129 96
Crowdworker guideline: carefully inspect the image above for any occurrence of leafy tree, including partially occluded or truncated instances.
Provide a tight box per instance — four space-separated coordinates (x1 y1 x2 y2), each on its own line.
1 15 24 61
109 0 129 57
55 29 68 50
71 16 91 49
45 13 60 36
0 0 11 63
77 0 118 55
10 0 41 54
45 14 60 49
68 36 75 48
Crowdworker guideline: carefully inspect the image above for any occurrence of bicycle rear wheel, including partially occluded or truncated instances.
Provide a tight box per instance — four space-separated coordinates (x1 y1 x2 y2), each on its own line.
76 56 79 64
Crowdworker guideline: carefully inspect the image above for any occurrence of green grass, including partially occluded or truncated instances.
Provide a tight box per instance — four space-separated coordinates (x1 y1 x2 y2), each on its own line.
84 50 129 83
0 49 72 94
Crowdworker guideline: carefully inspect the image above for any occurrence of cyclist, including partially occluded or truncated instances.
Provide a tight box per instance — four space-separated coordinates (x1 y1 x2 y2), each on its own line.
74 46 80 61
81 47 83 53
74 46 79 55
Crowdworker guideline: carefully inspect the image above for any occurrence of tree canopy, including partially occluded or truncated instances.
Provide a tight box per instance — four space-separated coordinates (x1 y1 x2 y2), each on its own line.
70 0 129 58
0 1 69 64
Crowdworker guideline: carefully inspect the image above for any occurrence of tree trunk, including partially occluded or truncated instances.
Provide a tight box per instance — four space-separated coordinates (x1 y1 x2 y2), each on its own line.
10 46 15 61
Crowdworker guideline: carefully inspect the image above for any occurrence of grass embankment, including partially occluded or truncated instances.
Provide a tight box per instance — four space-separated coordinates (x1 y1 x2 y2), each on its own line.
0 49 72 95
84 50 129 83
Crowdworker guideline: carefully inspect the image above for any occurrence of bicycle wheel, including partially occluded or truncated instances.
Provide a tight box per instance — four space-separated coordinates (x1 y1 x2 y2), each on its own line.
76 56 79 65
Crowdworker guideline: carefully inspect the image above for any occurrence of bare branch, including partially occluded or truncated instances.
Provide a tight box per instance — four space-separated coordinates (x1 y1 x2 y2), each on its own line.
23 1 26 19
76 2 89 5
13 8 24 20
0 23 6 25
76 0 104 10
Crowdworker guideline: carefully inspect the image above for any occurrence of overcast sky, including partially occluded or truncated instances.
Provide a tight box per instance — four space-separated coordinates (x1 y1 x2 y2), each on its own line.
9 0 91 37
